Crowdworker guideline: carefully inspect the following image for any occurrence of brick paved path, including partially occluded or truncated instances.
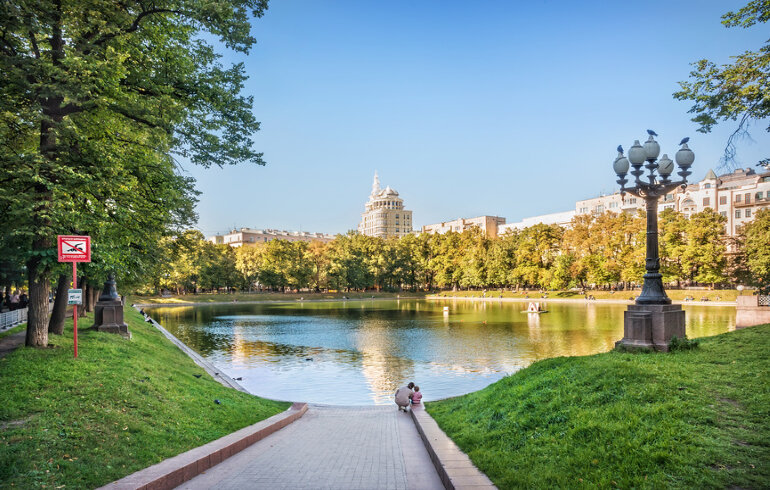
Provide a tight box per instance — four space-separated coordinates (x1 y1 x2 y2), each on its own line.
178 405 444 490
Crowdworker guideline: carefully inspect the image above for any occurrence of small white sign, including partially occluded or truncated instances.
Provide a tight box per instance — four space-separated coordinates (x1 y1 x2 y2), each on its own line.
68 289 83 305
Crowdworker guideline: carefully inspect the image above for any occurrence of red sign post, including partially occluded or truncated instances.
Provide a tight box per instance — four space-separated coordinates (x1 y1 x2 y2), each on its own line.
57 236 91 358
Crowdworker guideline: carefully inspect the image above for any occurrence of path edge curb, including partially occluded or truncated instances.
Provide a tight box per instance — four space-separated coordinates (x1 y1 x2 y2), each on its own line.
99 402 308 490
410 406 497 489
134 306 248 393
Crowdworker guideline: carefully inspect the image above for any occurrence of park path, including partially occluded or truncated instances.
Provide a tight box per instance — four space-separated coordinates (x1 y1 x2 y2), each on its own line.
177 405 444 490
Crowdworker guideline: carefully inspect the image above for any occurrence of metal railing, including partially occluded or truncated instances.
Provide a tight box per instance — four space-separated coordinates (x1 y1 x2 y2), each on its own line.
0 307 28 330
0 303 56 331
759 295 770 307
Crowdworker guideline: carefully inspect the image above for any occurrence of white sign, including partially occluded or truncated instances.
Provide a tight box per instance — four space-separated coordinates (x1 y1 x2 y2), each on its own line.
68 289 83 305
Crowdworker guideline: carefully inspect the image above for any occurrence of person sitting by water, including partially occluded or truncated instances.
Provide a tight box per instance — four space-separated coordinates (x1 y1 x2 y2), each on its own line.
395 382 414 412
411 386 423 406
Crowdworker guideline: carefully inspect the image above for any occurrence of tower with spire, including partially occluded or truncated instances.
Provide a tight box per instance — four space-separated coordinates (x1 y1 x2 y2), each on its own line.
358 172 413 238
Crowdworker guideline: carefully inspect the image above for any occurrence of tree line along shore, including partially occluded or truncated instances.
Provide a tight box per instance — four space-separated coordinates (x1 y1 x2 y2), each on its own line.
133 208 769 297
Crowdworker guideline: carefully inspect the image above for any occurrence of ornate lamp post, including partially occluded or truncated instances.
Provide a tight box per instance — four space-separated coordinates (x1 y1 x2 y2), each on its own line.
613 130 694 351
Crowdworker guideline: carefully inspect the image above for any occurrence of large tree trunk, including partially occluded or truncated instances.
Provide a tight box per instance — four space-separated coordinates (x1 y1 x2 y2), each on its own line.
25 245 50 347
84 281 93 313
48 273 70 335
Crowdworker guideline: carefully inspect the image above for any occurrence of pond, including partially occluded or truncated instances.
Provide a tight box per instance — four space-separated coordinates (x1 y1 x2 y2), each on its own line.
146 299 735 405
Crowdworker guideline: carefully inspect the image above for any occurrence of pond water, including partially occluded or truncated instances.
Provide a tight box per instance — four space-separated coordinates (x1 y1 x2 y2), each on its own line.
147 299 735 405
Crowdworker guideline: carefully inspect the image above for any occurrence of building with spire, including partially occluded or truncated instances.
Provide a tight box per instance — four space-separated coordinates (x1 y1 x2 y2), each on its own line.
358 172 413 238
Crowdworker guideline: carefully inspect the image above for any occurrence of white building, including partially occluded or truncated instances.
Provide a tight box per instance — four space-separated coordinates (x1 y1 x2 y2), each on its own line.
499 210 576 233
208 228 335 247
358 172 414 238
422 216 506 237
510 167 770 237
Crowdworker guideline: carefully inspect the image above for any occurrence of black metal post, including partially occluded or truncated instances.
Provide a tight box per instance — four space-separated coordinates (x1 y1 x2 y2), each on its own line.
636 196 671 305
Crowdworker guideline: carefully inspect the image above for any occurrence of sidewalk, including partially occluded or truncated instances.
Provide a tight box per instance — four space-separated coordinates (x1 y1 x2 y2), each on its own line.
0 331 26 358
178 405 444 490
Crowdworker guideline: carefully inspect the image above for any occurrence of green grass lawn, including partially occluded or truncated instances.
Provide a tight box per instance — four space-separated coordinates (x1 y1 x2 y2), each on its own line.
134 290 428 304
0 323 25 340
427 324 770 489
430 289 745 302
0 308 289 488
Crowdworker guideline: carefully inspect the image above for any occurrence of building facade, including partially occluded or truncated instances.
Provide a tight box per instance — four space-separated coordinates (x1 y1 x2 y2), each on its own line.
358 172 413 238
422 216 506 237
208 228 336 247
499 210 576 233
570 168 770 236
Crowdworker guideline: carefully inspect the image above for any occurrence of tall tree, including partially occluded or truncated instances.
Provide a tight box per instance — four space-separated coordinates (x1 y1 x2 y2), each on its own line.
739 208 770 292
674 0 770 166
681 209 728 287
0 0 267 346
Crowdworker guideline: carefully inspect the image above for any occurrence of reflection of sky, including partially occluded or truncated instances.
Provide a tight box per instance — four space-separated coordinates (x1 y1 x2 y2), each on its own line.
148 301 735 405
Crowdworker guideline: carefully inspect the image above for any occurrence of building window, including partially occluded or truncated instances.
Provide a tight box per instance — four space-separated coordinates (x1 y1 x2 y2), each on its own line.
746 209 752 218
735 210 741 218
745 193 751 204
703 197 710 207
629 198 637 204
720 211 727 217
719 196 727 205
704 183 711 189
757 191 764 200
736 194 742 203
665 194 674 201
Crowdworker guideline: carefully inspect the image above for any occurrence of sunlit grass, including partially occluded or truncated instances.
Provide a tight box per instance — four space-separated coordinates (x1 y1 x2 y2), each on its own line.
0 308 289 488
427 324 770 489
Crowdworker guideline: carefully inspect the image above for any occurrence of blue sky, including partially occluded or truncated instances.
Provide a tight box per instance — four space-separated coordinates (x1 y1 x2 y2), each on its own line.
186 0 770 236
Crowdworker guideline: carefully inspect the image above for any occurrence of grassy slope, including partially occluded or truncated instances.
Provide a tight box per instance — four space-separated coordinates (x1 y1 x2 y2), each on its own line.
0 308 289 488
427 325 770 489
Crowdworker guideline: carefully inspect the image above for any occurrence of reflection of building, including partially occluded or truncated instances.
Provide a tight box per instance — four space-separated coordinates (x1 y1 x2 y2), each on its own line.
422 216 506 238
358 172 413 238
208 228 335 247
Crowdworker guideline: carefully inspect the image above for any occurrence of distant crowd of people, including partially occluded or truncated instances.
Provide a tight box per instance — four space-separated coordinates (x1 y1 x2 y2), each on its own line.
1 290 28 312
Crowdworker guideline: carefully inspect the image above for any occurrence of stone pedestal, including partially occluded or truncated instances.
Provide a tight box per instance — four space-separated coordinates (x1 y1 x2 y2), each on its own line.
92 275 131 339
616 304 685 352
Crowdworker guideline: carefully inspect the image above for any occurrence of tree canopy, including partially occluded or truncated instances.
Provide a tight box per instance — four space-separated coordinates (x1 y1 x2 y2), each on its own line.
0 0 268 346
674 0 770 167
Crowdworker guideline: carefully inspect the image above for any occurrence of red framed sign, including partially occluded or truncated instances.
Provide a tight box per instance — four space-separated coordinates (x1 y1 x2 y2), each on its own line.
57 235 91 262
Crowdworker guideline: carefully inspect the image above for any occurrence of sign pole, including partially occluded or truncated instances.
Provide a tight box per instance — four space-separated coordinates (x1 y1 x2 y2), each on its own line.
73 262 78 359
57 235 90 358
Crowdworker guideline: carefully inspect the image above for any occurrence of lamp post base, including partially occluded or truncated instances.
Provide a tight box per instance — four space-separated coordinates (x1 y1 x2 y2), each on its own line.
615 304 685 352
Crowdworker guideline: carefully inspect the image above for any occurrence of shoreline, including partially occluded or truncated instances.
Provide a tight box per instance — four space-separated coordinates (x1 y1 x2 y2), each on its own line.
135 295 738 308
426 295 737 307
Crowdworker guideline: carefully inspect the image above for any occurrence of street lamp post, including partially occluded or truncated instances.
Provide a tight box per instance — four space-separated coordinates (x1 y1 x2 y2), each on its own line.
613 131 694 351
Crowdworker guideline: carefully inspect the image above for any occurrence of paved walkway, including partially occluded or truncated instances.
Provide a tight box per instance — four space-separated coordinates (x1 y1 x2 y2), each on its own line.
0 332 26 358
178 405 444 490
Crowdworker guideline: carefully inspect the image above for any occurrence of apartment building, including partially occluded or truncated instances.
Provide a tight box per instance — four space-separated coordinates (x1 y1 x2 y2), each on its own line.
422 215 507 237
358 172 414 238
208 228 336 247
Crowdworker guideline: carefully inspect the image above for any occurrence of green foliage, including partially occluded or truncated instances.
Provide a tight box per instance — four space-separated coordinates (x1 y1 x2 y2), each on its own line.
674 0 770 164
145 207 743 294
738 208 770 293
427 324 770 488
668 335 700 351
0 0 267 344
0 308 288 488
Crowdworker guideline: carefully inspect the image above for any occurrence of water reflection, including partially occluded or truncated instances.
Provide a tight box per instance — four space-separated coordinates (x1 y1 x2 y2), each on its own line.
147 300 735 405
